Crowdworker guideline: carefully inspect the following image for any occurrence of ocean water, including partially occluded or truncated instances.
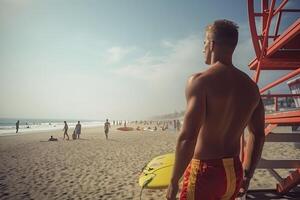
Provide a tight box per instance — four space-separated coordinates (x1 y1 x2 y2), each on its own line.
0 118 104 136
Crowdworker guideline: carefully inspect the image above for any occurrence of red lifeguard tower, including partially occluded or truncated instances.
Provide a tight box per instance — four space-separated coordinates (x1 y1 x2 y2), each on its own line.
247 0 300 197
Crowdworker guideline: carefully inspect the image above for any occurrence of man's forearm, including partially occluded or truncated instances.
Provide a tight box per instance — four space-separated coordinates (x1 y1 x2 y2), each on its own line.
170 138 196 184
244 135 265 178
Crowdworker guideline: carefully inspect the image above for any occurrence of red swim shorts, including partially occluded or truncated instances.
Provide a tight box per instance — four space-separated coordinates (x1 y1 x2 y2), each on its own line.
180 157 243 200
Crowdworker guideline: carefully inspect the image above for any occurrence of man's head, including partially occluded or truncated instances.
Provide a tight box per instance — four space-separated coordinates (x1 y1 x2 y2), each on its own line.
78 121 80 124
106 119 108 122
64 121 66 123
203 19 239 65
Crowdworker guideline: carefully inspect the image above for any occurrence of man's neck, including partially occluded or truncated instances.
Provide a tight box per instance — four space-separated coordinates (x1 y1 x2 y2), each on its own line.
210 53 233 66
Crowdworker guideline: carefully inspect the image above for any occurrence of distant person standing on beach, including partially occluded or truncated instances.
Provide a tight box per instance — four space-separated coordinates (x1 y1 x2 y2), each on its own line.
173 120 177 130
176 120 181 131
75 121 81 139
104 119 111 140
63 121 69 140
16 120 20 133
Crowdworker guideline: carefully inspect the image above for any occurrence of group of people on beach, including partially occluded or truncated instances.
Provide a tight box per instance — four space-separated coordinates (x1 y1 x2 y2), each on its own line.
15 120 34 133
62 119 111 140
16 119 112 141
62 121 82 140
134 120 181 132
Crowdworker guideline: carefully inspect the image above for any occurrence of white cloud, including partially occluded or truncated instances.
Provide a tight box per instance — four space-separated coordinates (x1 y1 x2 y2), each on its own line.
113 35 205 85
112 28 258 87
109 26 291 116
110 35 206 115
104 46 135 64
160 39 175 48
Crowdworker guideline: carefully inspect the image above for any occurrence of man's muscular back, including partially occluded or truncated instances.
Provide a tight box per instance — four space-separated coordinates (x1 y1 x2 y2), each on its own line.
192 62 260 160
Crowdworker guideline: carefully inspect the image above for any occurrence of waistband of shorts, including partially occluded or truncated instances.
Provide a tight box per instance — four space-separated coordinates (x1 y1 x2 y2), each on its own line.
190 156 241 167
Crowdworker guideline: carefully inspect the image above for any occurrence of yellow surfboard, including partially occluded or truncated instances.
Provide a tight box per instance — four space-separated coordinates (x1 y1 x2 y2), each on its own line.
139 153 175 189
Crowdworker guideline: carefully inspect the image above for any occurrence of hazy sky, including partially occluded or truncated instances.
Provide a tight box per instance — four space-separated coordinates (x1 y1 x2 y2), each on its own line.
0 0 299 120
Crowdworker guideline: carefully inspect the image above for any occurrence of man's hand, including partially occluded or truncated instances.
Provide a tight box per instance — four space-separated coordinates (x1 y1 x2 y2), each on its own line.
166 182 179 200
237 177 251 197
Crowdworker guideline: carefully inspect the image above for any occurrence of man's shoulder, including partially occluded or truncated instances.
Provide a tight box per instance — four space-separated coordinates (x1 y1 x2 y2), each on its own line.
186 72 208 96
232 67 260 98
188 72 208 87
188 70 207 82
235 68 259 90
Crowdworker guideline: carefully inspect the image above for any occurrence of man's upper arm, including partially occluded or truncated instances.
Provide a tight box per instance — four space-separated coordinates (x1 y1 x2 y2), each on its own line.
248 98 265 137
179 75 206 141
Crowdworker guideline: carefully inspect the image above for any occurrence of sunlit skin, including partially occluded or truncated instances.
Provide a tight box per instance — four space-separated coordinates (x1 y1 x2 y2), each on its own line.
166 29 265 199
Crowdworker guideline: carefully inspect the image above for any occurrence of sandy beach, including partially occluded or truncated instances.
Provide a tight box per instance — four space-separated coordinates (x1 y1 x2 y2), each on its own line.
1 125 300 200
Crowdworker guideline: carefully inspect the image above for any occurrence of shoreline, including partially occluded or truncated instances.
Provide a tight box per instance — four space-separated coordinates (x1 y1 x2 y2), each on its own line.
0 124 104 137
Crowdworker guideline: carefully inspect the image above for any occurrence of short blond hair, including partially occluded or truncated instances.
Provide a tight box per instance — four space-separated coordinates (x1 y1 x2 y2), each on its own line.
206 19 239 49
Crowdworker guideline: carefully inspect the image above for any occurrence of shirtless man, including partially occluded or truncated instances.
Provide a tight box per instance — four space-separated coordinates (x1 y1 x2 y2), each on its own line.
104 119 111 140
16 120 20 133
63 121 69 140
166 20 265 200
